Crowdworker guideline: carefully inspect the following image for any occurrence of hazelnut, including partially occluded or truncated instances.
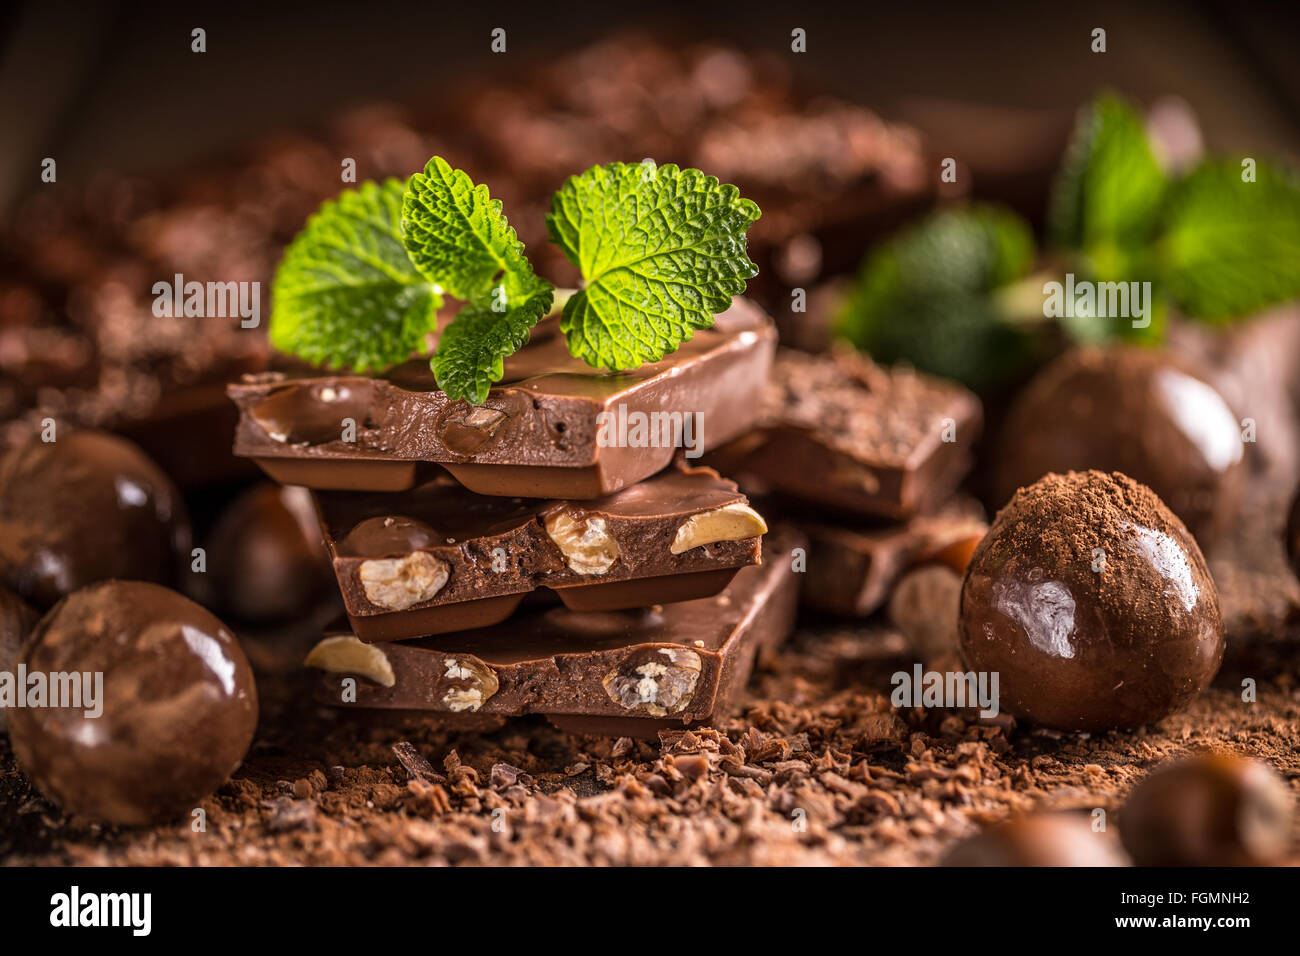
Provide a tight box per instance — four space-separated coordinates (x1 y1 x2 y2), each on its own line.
603 647 702 717
432 655 499 712
304 635 396 687
545 512 620 574
357 551 448 610
670 502 767 555
889 564 962 660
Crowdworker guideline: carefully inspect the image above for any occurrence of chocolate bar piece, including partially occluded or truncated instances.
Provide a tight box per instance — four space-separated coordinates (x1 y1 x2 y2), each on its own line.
315 465 767 642
706 349 982 519
305 528 803 736
798 496 986 617
228 300 775 498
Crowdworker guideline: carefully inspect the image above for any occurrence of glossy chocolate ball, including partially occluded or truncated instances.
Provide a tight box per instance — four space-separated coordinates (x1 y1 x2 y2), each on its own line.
960 470 1223 731
942 813 1126 866
206 483 333 623
8 581 257 825
0 431 190 608
0 586 39 731
997 347 1244 547
1120 754 1293 866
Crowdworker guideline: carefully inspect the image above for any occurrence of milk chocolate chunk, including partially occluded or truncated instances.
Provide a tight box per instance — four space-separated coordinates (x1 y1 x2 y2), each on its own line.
306 528 803 735
7 582 258 825
1120 754 1293 867
315 466 766 642
0 431 191 608
229 300 776 497
960 471 1224 732
799 496 986 617
997 346 1245 547
707 349 981 519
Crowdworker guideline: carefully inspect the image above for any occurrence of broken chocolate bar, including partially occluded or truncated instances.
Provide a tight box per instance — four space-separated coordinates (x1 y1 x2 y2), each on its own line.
305 527 803 736
229 300 775 498
315 465 767 642
706 349 982 519
798 496 986 617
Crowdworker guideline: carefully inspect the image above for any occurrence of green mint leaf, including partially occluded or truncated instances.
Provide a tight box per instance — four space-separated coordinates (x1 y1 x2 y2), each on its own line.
401 156 532 301
270 179 440 372
546 161 760 370
1156 158 1300 320
834 205 1037 388
430 274 555 405
1049 94 1165 251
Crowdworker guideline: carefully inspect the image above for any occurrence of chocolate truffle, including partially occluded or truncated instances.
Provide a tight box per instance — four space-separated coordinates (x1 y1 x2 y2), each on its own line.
942 813 1126 866
960 470 1224 731
997 347 1244 547
205 483 333 623
0 431 190 608
0 586 39 731
1120 754 1293 866
8 581 257 825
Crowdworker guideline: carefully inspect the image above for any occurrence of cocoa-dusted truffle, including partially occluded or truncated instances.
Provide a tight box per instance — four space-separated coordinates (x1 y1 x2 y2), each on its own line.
8 581 257 825
1120 753 1293 866
205 483 332 623
960 470 1223 731
0 431 190 608
997 347 1244 547
942 813 1126 866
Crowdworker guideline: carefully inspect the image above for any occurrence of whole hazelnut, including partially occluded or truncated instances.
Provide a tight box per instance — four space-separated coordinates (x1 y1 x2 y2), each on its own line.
8 581 257 825
942 813 1127 866
1120 754 1293 866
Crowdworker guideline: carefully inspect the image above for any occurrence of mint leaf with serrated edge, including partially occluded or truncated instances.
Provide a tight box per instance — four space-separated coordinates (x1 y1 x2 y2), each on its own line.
1156 158 1300 321
430 274 555 406
401 156 532 301
546 161 760 370
270 179 440 372
1049 93 1165 254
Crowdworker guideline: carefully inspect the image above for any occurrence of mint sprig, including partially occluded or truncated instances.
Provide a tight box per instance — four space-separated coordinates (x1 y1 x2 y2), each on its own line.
1157 158 1300 320
269 179 440 372
429 273 555 406
546 162 760 370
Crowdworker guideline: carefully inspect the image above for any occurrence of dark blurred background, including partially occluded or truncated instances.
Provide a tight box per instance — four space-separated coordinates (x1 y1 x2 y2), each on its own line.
2 0 1298 214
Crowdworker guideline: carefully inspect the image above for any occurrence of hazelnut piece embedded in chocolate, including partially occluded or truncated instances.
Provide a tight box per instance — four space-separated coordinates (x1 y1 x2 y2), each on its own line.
1120 753 1293 866
8 581 257 825
0 430 191 608
960 470 1223 732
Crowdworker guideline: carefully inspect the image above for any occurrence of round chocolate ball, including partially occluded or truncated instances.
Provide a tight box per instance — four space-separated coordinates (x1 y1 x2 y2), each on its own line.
8 581 257 825
0 586 39 732
960 470 1224 731
997 347 1243 547
206 483 332 623
0 431 190 608
1120 754 1293 866
942 813 1126 866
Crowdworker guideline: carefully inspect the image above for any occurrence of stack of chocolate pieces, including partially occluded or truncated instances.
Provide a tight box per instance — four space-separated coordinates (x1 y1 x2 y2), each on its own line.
706 347 989 640
228 301 803 736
